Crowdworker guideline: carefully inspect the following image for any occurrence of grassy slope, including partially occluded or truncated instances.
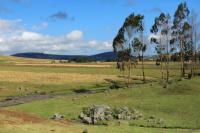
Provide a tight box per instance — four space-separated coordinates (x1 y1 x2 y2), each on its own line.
0 124 192 133
6 78 200 132
0 60 180 100
0 56 200 132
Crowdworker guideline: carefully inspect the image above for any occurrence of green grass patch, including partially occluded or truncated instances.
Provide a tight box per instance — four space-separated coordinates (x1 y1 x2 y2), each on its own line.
8 78 200 129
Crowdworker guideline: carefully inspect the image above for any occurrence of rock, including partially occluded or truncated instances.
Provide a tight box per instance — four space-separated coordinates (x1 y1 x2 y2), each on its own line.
79 105 112 125
82 116 93 124
79 111 92 124
80 105 142 124
105 114 113 121
113 107 142 120
147 116 165 127
93 105 110 122
50 113 64 120
82 129 88 133
79 112 85 118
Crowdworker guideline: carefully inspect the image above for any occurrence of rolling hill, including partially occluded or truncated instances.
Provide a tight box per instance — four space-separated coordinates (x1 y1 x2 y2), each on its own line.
12 52 117 61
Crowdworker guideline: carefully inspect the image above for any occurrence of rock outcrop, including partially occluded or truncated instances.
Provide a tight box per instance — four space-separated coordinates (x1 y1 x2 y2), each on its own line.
79 105 142 125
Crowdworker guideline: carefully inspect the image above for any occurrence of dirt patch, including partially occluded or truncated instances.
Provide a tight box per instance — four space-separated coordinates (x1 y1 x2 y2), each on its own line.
52 119 72 126
0 109 72 126
0 109 45 124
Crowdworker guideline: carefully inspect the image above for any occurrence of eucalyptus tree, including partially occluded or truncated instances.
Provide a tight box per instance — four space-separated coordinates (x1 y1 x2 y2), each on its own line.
113 13 144 87
171 2 191 77
151 16 164 80
133 37 147 82
150 13 171 83
161 13 171 83
189 10 200 76
116 50 129 76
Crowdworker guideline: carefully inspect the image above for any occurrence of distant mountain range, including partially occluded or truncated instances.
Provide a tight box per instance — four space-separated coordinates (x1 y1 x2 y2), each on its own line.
12 51 117 61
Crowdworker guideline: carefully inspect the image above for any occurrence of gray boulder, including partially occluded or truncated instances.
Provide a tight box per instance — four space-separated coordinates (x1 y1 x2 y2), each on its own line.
50 113 64 120
113 107 142 120
82 116 93 124
79 105 112 124
80 105 143 124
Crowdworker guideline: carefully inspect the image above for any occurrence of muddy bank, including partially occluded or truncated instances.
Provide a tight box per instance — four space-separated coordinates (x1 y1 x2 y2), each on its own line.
0 88 107 107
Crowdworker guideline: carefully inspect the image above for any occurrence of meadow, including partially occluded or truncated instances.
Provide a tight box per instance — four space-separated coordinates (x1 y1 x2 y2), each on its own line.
0 56 200 133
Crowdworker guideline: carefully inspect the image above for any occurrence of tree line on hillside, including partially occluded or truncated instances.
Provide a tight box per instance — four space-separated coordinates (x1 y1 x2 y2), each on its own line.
113 2 200 87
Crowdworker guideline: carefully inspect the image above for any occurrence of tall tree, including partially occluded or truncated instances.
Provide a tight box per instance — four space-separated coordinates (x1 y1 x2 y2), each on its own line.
113 13 144 87
133 37 147 83
171 2 191 77
189 10 200 76
151 13 171 83
161 13 171 83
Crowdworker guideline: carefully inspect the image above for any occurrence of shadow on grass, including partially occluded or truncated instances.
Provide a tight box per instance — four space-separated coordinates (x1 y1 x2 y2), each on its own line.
105 78 128 89
72 83 109 94
105 75 157 89
72 88 92 93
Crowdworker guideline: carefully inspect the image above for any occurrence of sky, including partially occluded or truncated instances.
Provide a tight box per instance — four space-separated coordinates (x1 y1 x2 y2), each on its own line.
0 0 200 55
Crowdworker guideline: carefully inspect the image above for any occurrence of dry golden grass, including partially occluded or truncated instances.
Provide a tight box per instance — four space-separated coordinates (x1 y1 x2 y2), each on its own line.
14 63 112 68
137 61 156 65
0 56 114 67
0 71 119 84
0 56 51 64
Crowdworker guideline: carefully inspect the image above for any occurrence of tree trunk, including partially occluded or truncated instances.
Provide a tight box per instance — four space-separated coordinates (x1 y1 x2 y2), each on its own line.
193 29 197 76
127 58 131 87
181 52 185 77
141 53 145 83
160 55 164 81
166 36 170 84
180 40 185 77
166 57 169 84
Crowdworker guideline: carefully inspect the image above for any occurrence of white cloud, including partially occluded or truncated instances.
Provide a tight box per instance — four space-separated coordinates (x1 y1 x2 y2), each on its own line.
0 18 112 55
66 30 83 41
32 22 48 30
0 45 9 52
0 19 22 35
88 40 97 47
20 31 42 40
0 38 4 42
88 40 112 50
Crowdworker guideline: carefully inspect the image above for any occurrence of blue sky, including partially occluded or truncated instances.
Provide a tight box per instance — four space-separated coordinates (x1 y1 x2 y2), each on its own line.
0 0 200 55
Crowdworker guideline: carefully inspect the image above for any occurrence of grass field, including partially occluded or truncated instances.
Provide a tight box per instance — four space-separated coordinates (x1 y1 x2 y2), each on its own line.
0 56 200 133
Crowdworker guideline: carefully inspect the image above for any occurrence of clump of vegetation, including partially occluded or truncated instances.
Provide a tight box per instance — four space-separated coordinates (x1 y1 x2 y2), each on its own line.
146 116 165 128
129 115 165 128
